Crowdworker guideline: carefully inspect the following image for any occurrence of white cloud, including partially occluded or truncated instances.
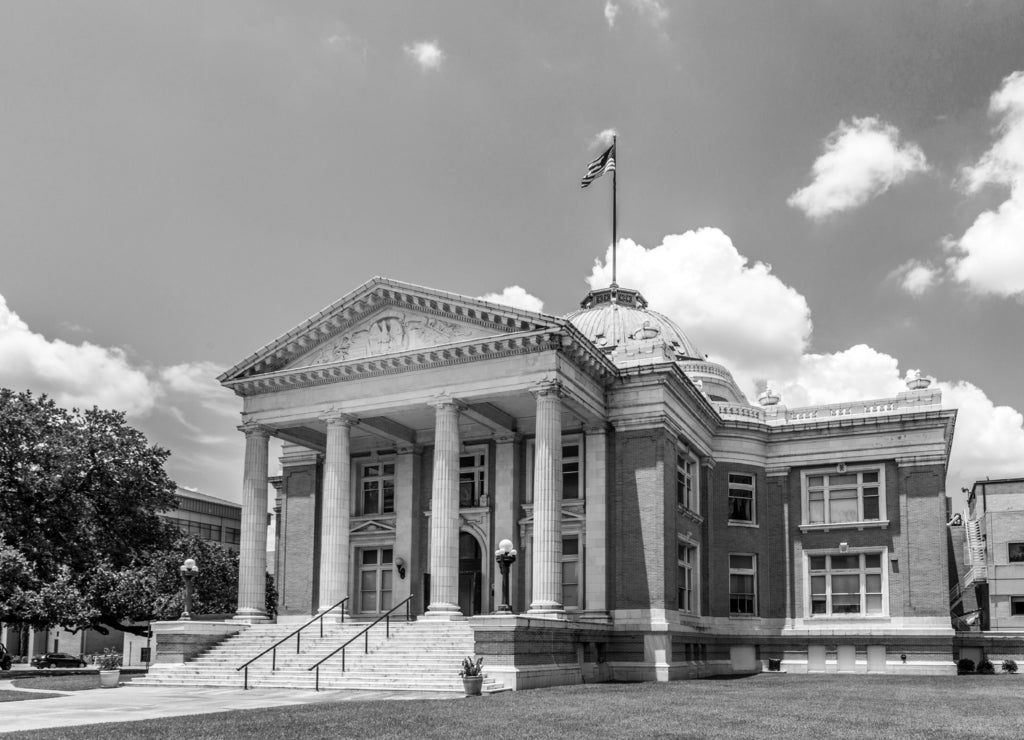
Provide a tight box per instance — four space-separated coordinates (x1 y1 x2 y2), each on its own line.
160 361 240 418
948 71 1024 298
788 117 929 220
890 259 940 296
591 128 617 149
586 230 813 388
0 293 159 415
604 2 620 28
778 345 905 408
403 41 444 72
477 286 545 314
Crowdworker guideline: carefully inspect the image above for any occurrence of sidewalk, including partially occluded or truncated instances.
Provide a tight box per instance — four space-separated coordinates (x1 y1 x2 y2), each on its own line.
0 681 458 734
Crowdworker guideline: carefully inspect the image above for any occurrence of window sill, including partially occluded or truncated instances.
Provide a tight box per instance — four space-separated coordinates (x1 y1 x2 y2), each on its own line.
798 520 889 533
728 521 759 528
678 506 705 524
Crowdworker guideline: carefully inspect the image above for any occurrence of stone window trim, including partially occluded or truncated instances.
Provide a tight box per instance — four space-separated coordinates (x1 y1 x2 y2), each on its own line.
798 463 889 532
803 546 889 619
727 472 757 526
524 433 585 504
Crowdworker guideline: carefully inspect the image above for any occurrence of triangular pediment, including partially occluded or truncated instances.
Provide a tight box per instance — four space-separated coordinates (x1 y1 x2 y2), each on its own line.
220 277 563 383
287 305 500 369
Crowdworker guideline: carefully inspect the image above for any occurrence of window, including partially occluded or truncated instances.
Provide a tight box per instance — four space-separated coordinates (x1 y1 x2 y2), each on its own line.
1012 597 1024 616
808 552 884 616
803 466 884 527
562 443 581 500
168 518 223 542
562 536 580 608
1009 543 1024 563
678 542 696 613
459 450 487 507
677 451 698 512
360 462 395 515
225 527 241 545
728 473 755 524
729 554 757 615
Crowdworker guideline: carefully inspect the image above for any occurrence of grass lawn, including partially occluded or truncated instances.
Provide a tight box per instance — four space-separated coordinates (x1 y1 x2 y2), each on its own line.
11 674 136 692
0 690 62 702
9 674 1024 739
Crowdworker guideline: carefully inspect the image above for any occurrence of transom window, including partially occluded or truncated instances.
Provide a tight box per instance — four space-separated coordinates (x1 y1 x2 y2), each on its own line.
808 552 884 616
678 542 696 613
803 466 884 526
562 536 580 608
677 451 698 513
728 473 755 524
360 462 395 515
562 443 581 500
1009 543 1024 563
729 554 757 615
459 450 487 507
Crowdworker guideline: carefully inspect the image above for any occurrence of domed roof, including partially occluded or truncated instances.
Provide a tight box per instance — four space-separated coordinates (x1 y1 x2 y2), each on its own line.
565 285 703 366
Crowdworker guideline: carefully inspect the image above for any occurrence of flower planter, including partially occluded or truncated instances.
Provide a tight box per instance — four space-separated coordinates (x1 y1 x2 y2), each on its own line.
99 669 120 688
462 676 483 696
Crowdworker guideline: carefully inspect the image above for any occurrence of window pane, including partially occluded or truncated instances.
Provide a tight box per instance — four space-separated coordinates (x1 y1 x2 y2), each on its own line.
810 575 826 595
862 471 879 483
563 444 579 458
807 476 824 488
362 549 378 565
830 474 857 486
864 554 881 568
729 490 753 521
563 471 579 500
381 548 393 564
383 464 394 475
811 598 827 614
729 473 753 486
382 481 395 513
832 595 861 613
563 584 578 608
730 554 753 569
865 574 881 592
832 574 860 593
1010 543 1024 563
862 493 879 520
360 570 376 590
866 594 883 614
563 537 579 556
831 556 859 570
810 556 826 570
460 456 475 468
1011 598 1024 616
829 491 858 523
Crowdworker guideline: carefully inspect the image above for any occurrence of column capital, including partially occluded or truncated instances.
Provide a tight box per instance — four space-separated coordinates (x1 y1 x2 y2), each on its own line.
428 393 466 412
584 422 610 436
237 421 271 439
530 379 563 399
320 411 358 428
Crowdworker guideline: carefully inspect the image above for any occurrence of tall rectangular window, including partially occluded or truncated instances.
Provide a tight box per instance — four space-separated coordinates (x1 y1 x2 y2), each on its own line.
808 552 884 616
678 542 696 613
729 554 757 615
360 462 395 515
804 467 884 526
677 452 698 513
358 547 393 614
562 443 581 500
459 450 487 507
728 473 756 524
562 536 580 608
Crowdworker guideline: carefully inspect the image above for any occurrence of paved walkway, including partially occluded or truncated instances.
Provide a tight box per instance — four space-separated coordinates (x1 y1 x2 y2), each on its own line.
0 680 459 734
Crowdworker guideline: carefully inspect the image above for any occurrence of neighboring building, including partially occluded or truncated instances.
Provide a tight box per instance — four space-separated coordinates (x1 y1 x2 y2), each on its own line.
949 478 1024 666
217 276 958 684
164 486 243 552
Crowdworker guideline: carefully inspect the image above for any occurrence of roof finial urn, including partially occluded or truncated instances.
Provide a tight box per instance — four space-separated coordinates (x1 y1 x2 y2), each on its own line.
905 369 931 391
758 386 781 407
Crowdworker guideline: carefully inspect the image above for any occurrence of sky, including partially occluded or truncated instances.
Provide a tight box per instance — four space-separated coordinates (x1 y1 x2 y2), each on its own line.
2 1 1024 512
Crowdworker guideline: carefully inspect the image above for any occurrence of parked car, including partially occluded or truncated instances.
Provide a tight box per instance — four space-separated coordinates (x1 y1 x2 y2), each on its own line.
30 652 87 669
0 645 11 671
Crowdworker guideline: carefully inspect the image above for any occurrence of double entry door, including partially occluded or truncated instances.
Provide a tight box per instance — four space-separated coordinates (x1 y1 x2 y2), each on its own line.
358 547 393 615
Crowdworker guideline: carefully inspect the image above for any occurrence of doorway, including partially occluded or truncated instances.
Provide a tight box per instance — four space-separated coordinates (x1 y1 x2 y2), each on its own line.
458 532 483 616
358 547 394 615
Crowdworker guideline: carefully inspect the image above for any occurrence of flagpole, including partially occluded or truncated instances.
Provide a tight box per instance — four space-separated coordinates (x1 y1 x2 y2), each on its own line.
612 135 617 286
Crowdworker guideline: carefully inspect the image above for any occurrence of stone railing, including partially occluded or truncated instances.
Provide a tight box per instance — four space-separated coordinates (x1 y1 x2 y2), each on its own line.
714 388 943 426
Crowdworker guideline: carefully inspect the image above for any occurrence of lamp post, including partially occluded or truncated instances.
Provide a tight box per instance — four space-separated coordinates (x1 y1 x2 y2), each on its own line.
494 539 517 613
179 558 199 621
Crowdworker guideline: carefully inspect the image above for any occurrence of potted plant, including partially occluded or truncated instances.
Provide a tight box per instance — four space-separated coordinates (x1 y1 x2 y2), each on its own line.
459 656 484 696
98 648 122 688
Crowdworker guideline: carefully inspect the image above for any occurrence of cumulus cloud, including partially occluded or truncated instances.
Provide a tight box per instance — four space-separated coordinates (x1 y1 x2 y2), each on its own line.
477 286 545 314
788 117 929 220
586 230 813 388
161 361 240 418
603 0 667 29
403 41 444 72
591 128 617 149
947 71 1024 298
0 293 159 415
890 259 940 297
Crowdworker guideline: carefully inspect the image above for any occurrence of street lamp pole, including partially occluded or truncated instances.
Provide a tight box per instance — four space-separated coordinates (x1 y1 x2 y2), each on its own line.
179 558 199 621
494 539 517 613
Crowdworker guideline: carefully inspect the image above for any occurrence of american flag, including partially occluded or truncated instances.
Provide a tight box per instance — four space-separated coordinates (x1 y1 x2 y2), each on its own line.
580 144 616 188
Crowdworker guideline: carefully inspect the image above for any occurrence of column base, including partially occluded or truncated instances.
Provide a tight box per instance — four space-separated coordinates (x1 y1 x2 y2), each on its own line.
422 603 464 620
528 604 567 619
233 609 271 624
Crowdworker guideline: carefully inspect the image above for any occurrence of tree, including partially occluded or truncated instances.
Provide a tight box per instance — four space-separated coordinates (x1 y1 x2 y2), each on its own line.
0 389 178 633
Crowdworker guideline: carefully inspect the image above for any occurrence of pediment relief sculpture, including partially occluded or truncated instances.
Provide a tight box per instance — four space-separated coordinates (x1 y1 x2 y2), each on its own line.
291 310 494 369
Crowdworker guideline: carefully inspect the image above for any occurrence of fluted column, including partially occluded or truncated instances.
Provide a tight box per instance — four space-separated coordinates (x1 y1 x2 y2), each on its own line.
236 422 270 621
425 396 462 617
530 380 564 615
318 413 356 615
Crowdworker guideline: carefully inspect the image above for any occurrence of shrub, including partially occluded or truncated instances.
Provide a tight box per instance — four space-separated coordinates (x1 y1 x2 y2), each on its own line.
957 658 975 674
977 659 995 675
459 656 483 677
1002 659 1018 674
98 648 122 671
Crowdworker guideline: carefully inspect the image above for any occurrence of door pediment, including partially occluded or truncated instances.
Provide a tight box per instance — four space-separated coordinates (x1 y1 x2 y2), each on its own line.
289 307 500 369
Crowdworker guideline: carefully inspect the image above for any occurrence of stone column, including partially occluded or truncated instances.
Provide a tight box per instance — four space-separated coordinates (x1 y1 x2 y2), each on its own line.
318 414 356 615
236 422 270 622
530 380 564 616
425 397 462 617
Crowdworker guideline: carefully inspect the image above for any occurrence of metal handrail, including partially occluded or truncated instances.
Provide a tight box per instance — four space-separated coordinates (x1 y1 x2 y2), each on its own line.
307 595 413 691
236 595 349 690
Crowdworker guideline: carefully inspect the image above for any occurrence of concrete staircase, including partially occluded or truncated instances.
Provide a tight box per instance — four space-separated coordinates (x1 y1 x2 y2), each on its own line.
136 619 504 693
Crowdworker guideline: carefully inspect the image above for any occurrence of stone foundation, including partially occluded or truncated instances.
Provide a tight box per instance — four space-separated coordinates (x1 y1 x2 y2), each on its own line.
151 620 247 664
